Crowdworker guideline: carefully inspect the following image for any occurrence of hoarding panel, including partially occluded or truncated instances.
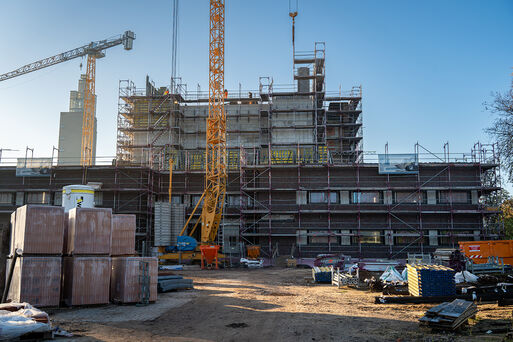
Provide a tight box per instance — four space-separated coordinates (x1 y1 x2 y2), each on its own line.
16 158 52 177
378 154 418 174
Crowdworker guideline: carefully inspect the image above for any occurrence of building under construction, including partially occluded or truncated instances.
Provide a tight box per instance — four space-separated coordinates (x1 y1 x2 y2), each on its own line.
111 42 503 258
0 43 504 259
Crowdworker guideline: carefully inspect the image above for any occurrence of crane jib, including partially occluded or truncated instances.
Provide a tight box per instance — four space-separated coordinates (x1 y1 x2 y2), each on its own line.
0 31 135 82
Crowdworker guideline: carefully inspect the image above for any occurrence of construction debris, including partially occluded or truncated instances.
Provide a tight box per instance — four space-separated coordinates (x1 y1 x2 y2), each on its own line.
418 299 477 331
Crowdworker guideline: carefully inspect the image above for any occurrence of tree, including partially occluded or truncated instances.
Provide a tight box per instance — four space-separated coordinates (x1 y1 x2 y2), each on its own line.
485 79 513 181
500 198 513 239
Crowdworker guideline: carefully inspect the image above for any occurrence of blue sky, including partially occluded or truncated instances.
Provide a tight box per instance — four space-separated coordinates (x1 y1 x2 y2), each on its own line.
0 1 512 178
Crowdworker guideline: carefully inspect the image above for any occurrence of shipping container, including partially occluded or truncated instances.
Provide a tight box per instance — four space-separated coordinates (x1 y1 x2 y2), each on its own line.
459 240 513 265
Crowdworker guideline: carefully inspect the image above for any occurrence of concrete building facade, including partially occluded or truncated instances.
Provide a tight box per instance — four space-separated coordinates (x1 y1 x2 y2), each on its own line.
58 75 97 165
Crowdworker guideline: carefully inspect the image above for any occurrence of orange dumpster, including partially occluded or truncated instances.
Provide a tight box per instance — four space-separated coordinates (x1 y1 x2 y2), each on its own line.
459 240 513 265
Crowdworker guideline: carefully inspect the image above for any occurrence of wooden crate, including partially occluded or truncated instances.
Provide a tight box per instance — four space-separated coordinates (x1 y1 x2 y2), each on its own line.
62 256 111 306
14 205 65 255
110 257 158 303
111 214 136 256
7 256 61 307
66 208 112 255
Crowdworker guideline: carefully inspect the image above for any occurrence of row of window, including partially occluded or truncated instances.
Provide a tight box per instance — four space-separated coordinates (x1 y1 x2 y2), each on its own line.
0 192 103 206
307 190 473 204
297 229 479 246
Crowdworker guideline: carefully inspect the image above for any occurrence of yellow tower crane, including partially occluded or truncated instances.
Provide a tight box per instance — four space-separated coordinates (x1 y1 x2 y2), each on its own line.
161 0 226 268
0 31 135 166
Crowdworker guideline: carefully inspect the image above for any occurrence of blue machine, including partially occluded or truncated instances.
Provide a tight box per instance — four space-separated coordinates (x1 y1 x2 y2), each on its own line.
165 236 198 253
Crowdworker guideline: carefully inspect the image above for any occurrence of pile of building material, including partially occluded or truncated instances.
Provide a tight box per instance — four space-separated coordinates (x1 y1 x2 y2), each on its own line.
111 214 137 255
62 208 112 306
111 257 158 303
7 205 156 307
157 275 194 292
419 299 477 331
312 266 332 283
7 205 64 307
407 264 456 297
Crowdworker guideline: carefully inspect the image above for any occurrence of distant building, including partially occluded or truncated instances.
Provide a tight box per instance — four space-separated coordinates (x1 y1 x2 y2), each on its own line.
57 75 97 165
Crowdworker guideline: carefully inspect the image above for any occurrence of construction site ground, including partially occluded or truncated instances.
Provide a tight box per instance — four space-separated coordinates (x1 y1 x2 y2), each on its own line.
50 267 511 342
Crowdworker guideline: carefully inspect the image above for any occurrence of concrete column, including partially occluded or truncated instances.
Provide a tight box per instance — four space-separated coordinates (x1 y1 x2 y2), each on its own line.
471 190 478 204
340 229 351 245
429 230 438 246
427 190 436 205
384 190 393 205
296 191 307 205
385 230 394 245
340 191 350 204
15 192 23 206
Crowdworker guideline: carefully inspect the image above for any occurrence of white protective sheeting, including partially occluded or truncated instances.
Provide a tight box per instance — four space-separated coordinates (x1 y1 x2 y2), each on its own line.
0 302 51 341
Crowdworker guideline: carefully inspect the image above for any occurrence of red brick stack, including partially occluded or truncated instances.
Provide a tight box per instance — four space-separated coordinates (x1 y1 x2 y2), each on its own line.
7 205 64 307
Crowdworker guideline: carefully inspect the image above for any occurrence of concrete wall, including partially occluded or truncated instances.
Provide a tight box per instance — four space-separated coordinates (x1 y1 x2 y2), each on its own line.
57 112 97 165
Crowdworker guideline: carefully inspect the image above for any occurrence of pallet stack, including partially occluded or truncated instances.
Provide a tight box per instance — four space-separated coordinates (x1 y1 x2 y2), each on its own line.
407 264 456 297
62 208 112 306
419 299 477 330
7 205 64 307
7 205 158 307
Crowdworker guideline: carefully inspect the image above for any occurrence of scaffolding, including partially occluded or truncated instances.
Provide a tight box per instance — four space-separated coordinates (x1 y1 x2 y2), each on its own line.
112 43 501 258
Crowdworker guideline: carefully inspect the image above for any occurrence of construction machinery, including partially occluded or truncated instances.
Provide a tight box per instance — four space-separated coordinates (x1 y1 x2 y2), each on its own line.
0 31 135 166
159 0 226 269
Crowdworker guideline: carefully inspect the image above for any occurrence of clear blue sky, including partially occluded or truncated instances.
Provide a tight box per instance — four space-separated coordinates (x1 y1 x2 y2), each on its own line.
0 1 512 172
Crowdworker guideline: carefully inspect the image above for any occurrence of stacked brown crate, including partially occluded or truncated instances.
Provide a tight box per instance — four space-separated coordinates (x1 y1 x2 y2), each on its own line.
7 205 64 307
110 214 158 304
110 257 158 303
111 214 136 256
62 208 112 306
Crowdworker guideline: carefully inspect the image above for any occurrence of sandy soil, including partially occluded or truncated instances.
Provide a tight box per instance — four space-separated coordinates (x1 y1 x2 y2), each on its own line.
50 268 512 342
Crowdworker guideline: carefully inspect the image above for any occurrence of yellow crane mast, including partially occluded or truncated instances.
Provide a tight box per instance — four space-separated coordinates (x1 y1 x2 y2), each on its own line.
161 0 226 267
0 31 135 167
81 54 97 166
201 0 227 244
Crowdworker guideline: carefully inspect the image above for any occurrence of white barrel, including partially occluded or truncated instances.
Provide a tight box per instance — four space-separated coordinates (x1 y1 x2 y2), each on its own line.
62 185 95 212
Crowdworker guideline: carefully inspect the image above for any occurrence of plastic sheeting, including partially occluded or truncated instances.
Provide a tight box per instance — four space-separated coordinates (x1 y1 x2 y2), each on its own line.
455 271 479 284
380 266 405 283
0 302 51 341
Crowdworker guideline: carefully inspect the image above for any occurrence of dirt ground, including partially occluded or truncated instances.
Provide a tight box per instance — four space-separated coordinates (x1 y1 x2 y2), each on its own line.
50 268 512 342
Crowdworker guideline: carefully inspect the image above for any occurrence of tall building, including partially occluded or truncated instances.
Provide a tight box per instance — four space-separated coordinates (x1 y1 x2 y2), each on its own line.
57 75 97 165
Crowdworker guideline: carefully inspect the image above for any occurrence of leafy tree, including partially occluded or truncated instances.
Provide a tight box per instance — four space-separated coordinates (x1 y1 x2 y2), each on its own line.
485 79 513 181
500 198 513 239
